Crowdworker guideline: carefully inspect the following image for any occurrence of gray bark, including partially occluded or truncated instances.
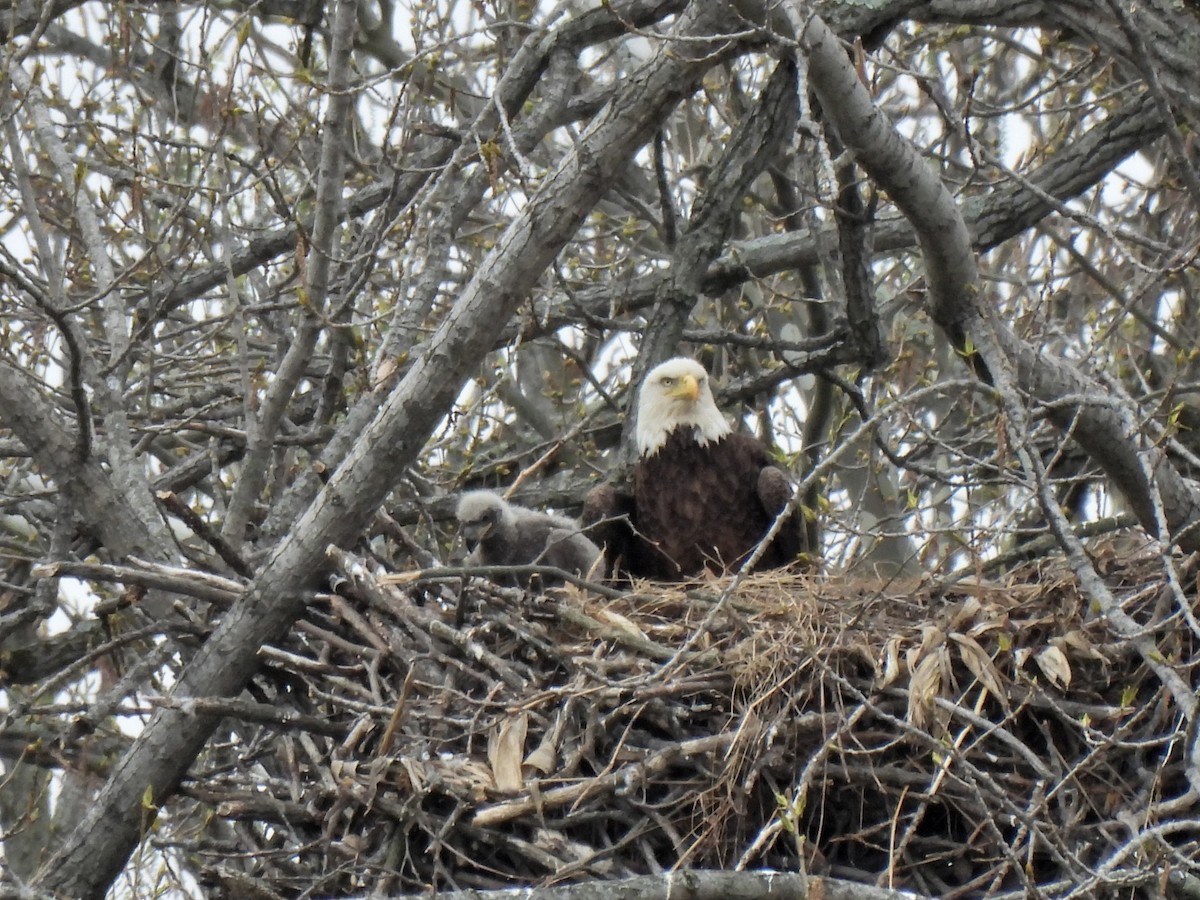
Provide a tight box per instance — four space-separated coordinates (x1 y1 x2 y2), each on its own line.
219 0 358 551
0 360 169 563
31 4 748 896
556 92 1167 331
797 10 1200 548
359 870 922 900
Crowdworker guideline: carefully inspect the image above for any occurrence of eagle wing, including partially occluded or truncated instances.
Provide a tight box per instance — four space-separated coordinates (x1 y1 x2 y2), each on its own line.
757 464 792 516
755 460 807 567
581 484 639 580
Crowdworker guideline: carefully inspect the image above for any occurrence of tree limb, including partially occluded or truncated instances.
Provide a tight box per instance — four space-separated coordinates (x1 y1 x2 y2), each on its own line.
796 10 1200 548
354 870 922 900
31 5 750 896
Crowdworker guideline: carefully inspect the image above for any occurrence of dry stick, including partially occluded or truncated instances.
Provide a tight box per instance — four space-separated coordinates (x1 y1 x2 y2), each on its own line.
550 603 693 663
374 870 919 900
819 656 1055 895
327 594 391 655
381 562 624 599
376 666 417 758
793 6 1200 884
886 688 991 891
930 694 1055 781
470 732 734 827
325 546 529 690
502 439 568 499
951 376 1180 886
1103 0 1200 208
499 411 598 500
151 696 347 737
978 326 1199 740
1061 816 1200 900
155 490 254 578
294 616 378 659
31 558 244 605
735 703 868 868
1092 370 1200 643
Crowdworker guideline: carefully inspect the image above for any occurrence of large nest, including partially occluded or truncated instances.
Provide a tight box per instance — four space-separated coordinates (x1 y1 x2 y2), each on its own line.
172 539 1200 899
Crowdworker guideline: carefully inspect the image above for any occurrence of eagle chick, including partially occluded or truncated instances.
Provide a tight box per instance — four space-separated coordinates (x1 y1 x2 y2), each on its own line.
455 490 600 587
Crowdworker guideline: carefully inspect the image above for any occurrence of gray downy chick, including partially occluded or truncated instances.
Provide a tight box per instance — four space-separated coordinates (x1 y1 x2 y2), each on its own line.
455 490 601 588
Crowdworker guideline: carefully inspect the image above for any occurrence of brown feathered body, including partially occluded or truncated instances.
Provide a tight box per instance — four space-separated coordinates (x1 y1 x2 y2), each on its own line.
582 357 803 581
630 429 798 578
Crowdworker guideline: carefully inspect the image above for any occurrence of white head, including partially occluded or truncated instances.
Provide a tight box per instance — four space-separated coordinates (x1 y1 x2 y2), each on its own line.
635 357 731 456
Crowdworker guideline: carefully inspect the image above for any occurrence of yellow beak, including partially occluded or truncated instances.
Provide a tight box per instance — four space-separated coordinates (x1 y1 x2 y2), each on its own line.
669 374 701 403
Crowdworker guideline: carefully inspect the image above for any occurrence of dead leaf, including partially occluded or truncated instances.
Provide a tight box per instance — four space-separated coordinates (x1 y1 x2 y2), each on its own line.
906 625 945 675
488 713 528 792
1059 630 1104 661
1035 645 1072 690
524 729 558 775
596 609 646 641
907 649 944 729
967 615 1007 640
947 595 983 632
918 624 946 655
950 632 1010 709
373 356 398 391
334 834 368 857
880 636 903 688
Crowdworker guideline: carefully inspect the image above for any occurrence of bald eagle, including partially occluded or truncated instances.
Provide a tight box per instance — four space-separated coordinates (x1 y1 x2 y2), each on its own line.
582 357 803 581
455 490 601 587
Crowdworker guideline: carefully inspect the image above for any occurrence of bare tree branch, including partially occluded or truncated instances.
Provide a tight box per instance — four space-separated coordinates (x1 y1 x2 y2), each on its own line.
31 5 751 895
627 58 799 455
796 10 1200 548
219 0 358 550
6 1 1200 896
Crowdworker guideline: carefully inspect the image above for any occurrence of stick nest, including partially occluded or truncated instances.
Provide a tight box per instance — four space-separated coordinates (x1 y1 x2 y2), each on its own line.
179 540 1200 899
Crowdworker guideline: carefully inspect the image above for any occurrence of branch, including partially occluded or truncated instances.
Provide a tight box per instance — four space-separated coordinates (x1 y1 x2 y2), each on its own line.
32 6 749 896
629 58 799 457
472 733 736 828
916 0 1200 126
795 1 1200 804
219 0 358 551
147 0 692 323
796 10 1200 549
7 59 162 538
0 361 169 566
0 0 81 46
259 0 694 541
557 92 1167 325
30 558 244 605
0 113 91 461
354 870 922 900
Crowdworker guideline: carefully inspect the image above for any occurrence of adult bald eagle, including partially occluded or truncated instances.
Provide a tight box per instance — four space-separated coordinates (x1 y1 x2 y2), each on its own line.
455 490 601 587
582 357 803 581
